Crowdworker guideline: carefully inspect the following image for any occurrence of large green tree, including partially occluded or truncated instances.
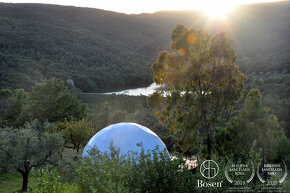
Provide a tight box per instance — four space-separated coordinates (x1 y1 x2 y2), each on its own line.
0 89 30 128
148 25 245 158
6 89 30 127
0 122 64 192
214 89 284 160
29 78 86 122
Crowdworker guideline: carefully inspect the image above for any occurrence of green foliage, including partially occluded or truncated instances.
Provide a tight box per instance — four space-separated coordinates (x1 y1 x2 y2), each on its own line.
0 79 86 127
212 124 236 159
61 147 269 193
148 25 245 157
214 89 284 160
6 144 285 193
75 147 131 193
126 148 195 193
6 89 29 126
0 88 30 127
3 149 289 193
0 124 64 171
245 71 290 136
0 122 64 191
0 4 153 92
75 146 195 193
0 88 13 127
56 119 95 153
29 78 86 122
275 135 290 168
0 88 12 100
31 168 78 193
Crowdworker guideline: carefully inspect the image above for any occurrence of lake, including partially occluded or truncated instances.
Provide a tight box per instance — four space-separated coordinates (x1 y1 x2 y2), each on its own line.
101 83 161 96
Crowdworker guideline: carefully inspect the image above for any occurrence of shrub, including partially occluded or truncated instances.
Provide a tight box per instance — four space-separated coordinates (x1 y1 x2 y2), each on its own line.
75 146 195 193
31 168 79 193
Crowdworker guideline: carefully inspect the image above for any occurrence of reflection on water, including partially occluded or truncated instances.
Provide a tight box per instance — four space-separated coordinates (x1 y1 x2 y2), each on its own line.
103 83 161 96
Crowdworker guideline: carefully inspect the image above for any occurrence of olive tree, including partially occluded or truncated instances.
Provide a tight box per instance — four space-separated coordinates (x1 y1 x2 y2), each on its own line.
0 124 64 192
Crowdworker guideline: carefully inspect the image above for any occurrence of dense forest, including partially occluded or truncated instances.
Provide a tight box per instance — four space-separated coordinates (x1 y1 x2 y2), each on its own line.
0 2 289 92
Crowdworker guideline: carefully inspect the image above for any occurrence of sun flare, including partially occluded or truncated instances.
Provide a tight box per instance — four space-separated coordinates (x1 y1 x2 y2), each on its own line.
198 1 236 19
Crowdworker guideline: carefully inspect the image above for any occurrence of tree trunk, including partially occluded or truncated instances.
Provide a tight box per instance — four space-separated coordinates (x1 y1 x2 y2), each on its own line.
207 133 211 159
76 145 80 153
17 160 30 192
21 171 29 192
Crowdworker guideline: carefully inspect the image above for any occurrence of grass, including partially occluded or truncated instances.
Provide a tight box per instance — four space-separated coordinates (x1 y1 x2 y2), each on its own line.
0 170 38 193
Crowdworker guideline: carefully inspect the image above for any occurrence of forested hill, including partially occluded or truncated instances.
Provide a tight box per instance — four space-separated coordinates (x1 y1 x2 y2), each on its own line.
0 2 289 92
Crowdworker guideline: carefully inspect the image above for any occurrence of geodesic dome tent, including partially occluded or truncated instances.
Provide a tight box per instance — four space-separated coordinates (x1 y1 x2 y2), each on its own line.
82 122 170 158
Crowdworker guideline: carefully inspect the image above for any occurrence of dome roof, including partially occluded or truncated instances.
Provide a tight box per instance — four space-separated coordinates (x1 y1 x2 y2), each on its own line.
82 122 169 158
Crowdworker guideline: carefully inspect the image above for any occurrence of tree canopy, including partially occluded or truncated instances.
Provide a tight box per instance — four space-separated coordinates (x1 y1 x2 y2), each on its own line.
214 89 284 160
0 122 64 191
29 78 86 122
55 119 95 153
148 24 245 158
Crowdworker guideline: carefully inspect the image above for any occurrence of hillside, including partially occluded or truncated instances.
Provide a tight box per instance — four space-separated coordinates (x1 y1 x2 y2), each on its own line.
0 3 155 91
0 2 289 92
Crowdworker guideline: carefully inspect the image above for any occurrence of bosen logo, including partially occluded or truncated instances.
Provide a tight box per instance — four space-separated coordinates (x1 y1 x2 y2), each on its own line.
200 160 219 179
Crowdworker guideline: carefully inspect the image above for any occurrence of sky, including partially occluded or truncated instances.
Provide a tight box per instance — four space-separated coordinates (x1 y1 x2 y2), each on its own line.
1 0 281 14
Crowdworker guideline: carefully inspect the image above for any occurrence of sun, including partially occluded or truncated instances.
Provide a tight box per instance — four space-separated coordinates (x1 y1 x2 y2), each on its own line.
199 1 236 19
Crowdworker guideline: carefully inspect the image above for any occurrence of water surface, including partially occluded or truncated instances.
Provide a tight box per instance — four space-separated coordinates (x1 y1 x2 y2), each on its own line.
103 83 161 96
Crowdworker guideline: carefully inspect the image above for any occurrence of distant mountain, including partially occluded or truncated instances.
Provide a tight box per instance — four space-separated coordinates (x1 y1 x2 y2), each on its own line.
0 2 289 91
